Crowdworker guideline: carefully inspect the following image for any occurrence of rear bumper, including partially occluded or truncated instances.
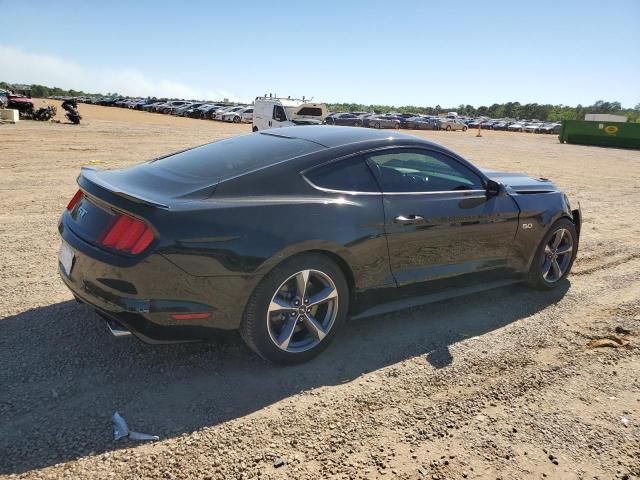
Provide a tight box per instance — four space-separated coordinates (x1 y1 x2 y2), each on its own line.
60 268 226 344
58 218 254 343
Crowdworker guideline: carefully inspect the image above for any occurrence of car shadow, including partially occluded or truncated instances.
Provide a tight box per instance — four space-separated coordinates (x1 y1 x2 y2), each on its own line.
0 281 569 474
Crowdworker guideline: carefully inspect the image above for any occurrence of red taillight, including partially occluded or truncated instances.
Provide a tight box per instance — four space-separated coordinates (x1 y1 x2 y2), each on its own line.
99 213 154 255
66 189 83 211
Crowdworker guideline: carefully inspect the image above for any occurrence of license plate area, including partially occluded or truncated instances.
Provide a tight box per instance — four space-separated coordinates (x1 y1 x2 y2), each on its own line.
59 241 75 277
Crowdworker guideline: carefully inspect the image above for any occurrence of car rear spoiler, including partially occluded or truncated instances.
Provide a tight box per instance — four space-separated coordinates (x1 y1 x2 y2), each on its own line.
78 167 170 209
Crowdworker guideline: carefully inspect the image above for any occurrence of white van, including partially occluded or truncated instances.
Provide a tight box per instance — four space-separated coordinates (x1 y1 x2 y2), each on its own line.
252 96 327 131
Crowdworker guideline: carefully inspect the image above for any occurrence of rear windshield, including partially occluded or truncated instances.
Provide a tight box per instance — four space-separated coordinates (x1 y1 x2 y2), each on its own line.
150 133 323 180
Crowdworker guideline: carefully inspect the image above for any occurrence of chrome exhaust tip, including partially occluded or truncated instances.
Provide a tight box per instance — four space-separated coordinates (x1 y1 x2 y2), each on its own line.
103 316 132 337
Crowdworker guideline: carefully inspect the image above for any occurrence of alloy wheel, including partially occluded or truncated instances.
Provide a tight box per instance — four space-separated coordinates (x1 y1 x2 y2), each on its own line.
541 228 573 283
266 269 338 353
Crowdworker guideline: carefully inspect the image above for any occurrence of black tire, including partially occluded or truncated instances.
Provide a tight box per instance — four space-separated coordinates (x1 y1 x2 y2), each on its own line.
525 218 578 290
252 126 258 132
233 116 241 123
446 125 452 131
240 253 349 364
462 126 468 132
354 121 362 127
374 122 381 129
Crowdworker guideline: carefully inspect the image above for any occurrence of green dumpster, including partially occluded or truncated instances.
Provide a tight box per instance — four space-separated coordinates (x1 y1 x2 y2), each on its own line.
559 120 640 149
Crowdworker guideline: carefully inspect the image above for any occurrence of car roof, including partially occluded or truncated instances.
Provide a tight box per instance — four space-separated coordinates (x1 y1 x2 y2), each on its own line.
259 125 433 149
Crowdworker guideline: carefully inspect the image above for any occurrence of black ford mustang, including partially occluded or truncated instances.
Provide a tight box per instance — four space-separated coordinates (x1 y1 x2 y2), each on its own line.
58 126 581 364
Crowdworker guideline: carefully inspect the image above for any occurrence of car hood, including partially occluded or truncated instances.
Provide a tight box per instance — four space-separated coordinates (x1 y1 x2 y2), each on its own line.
482 169 559 194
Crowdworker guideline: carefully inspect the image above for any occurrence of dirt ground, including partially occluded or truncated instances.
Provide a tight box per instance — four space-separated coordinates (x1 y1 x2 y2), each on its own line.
1 101 639 479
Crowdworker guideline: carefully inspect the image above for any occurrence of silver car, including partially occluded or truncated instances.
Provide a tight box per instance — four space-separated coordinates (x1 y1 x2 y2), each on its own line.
368 115 401 129
438 119 468 131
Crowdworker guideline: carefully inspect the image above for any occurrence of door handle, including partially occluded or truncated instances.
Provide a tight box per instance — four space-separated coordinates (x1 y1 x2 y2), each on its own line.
394 215 425 224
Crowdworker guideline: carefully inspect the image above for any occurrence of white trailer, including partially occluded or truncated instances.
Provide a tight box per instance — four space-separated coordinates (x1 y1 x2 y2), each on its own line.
584 114 627 123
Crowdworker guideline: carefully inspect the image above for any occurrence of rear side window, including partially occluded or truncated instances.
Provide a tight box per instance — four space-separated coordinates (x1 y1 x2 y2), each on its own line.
151 133 323 180
305 157 380 192
297 107 323 116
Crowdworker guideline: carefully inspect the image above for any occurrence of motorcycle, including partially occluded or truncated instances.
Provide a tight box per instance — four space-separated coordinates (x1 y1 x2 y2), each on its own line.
32 105 57 121
61 99 82 125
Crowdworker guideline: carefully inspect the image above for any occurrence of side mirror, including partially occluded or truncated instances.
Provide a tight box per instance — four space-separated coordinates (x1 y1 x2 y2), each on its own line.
485 179 503 197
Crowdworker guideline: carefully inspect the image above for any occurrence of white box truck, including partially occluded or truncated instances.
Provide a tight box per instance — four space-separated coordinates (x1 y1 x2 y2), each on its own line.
252 96 327 131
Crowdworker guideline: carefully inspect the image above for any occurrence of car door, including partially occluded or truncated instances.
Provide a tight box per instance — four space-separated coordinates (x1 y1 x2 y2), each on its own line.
303 156 392 290
366 148 520 286
336 114 350 126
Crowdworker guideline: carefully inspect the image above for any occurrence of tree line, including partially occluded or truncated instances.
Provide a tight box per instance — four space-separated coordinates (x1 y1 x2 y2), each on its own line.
3 81 638 122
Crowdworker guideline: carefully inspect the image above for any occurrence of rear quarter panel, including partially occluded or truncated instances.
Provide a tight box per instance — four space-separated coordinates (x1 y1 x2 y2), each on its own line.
159 194 391 291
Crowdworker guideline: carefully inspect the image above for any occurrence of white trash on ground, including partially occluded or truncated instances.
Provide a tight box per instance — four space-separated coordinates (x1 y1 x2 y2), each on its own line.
112 412 159 441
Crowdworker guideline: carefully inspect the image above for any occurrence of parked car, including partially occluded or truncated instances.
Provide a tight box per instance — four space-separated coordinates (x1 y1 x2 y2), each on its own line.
406 117 439 130
223 106 254 123
131 99 151 110
360 114 378 127
480 120 500 129
141 101 166 112
491 121 515 131
326 113 363 127
524 123 544 133
58 126 581 364
507 122 526 132
252 97 327 131
193 104 222 119
213 105 244 121
393 113 419 129
7 94 34 112
180 103 208 118
439 119 468 131
173 102 204 116
159 101 190 114
367 115 401 129
539 122 562 134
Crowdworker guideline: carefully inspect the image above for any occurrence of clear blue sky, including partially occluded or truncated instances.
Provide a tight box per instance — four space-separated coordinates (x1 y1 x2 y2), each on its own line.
1 0 638 107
